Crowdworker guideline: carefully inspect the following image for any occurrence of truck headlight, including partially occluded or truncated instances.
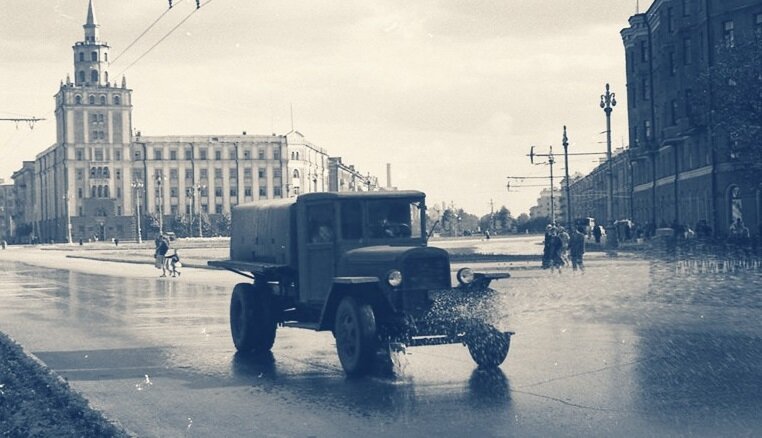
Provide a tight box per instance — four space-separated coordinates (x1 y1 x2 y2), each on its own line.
387 270 403 287
456 267 474 285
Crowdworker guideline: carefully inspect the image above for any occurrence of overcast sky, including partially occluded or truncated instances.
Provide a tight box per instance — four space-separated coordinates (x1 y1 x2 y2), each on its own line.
0 0 652 217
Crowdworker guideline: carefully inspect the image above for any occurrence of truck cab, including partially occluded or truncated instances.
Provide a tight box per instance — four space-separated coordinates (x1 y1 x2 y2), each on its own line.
211 191 512 375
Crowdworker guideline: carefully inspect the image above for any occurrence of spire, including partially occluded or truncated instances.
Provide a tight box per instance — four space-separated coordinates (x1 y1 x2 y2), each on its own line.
83 0 99 43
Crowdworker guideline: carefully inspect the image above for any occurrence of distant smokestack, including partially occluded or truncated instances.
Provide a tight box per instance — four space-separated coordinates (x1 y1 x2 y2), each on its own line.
386 163 391 188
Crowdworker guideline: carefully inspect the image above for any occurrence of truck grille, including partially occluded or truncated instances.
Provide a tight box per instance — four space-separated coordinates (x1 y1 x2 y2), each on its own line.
403 256 450 290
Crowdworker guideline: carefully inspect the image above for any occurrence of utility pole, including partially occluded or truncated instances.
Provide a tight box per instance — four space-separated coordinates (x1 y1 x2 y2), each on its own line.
63 192 72 244
156 172 164 235
562 126 572 229
527 146 557 224
489 199 495 232
131 180 144 244
0 116 45 129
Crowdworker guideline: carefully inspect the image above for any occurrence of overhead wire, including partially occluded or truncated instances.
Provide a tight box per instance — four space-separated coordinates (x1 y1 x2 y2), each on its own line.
115 0 215 77
110 0 188 65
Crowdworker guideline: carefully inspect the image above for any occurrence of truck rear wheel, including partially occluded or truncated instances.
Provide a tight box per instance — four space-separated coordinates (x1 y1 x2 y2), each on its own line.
466 323 510 369
230 283 277 353
334 296 378 376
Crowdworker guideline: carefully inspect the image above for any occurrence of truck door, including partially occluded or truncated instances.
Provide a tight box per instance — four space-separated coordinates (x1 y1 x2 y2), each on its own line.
301 202 336 304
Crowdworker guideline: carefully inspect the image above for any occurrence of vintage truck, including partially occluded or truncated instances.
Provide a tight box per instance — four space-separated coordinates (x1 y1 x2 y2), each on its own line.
209 190 513 375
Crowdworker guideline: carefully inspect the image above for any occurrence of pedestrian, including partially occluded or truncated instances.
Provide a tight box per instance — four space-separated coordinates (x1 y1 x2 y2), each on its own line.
114 238 119 246
1 240 6 250
558 226 570 265
569 227 586 273
542 224 553 269
593 224 602 244
550 228 564 274
154 235 170 277
167 249 181 277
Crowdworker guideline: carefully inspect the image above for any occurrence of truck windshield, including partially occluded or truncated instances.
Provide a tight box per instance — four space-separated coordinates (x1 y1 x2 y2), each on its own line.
367 199 422 239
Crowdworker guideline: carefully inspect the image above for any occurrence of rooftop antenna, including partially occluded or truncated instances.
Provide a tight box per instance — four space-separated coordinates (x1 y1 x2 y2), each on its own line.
290 103 294 132
636 0 640 14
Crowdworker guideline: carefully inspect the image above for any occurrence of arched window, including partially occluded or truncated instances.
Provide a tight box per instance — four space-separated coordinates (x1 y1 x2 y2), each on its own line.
296 151 300 160
75 95 82 104
293 169 300 179
104 53 108 62
113 95 120 105
91 70 98 83
97 186 103 198
91 186 97 198
91 51 97 62
100 95 106 105
104 71 108 83
90 167 96 177
89 95 95 105
96 167 102 178
103 167 110 178
104 186 110 198
79 52 85 62
78 71 85 83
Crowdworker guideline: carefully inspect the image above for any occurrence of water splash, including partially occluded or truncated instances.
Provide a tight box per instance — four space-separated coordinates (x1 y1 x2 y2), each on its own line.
135 374 153 391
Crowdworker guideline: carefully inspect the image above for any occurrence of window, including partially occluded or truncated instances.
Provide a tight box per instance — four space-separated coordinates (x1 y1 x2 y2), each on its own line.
214 187 222 197
645 120 652 139
723 21 734 47
214 168 222 180
229 168 237 179
259 186 267 197
154 150 163 160
215 204 223 214
244 187 252 197
667 7 674 32
367 200 418 239
273 148 280 160
170 150 177 160
76 169 83 180
199 148 208 160
273 168 282 178
258 148 265 159
230 188 237 197
293 169 300 179
79 71 86 83
307 204 335 243
75 95 82 104
89 95 95 104
94 149 103 161
184 148 193 160
77 188 83 199
215 150 222 160
134 150 142 160
91 51 97 62
640 41 648 62
274 186 282 197
683 38 692 65
243 150 251 159
104 53 108 62
76 148 84 160
201 204 208 213
79 52 85 62
185 169 193 180
200 169 208 179
243 168 252 179
170 187 178 198
115 151 121 161
91 71 98 83
170 169 179 180
114 95 120 105
229 150 236 160
642 78 650 100
116 169 121 179
258 168 266 179
103 167 109 178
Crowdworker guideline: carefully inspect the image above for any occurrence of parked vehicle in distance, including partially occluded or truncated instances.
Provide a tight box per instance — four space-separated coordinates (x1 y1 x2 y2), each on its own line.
209 191 513 376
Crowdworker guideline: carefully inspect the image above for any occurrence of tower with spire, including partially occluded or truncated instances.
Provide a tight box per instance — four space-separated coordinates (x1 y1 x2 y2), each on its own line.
40 0 135 242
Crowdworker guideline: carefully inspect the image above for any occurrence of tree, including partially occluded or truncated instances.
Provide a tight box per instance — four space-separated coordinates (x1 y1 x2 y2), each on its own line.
516 213 530 232
495 206 514 232
694 38 762 165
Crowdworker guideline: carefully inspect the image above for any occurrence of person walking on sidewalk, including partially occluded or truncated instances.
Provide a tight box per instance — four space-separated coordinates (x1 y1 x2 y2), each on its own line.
154 235 170 277
570 227 586 273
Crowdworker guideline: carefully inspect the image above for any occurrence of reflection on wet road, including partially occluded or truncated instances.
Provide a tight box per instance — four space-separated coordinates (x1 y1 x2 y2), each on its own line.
1 256 761 437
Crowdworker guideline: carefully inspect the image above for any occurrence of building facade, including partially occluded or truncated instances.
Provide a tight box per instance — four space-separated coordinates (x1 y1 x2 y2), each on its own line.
529 188 564 224
621 0 762 235
9 0 373 243
567 149 632 226
0 181 14 242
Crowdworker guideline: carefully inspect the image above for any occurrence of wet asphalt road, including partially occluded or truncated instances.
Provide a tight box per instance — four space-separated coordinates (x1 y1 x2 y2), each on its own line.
1 246 762 437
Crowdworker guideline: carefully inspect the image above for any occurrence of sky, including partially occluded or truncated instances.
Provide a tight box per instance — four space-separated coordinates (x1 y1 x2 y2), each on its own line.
0 0 653 217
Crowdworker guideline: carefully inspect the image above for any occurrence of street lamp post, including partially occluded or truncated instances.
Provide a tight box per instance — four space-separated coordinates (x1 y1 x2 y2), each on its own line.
156 173 164 235
63 193 72 244
600 83 617 246
562 126 572 229
527 146 557 225
187 184 206 238
131 180 144 244
196 184 206 238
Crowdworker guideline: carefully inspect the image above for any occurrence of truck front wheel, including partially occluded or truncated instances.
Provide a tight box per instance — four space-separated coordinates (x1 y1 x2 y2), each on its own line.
230 283 277 353
334 296 378 376
466 323 510 369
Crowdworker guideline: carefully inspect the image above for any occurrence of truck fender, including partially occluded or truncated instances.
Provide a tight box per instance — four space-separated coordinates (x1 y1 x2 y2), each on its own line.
318 277 382 332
